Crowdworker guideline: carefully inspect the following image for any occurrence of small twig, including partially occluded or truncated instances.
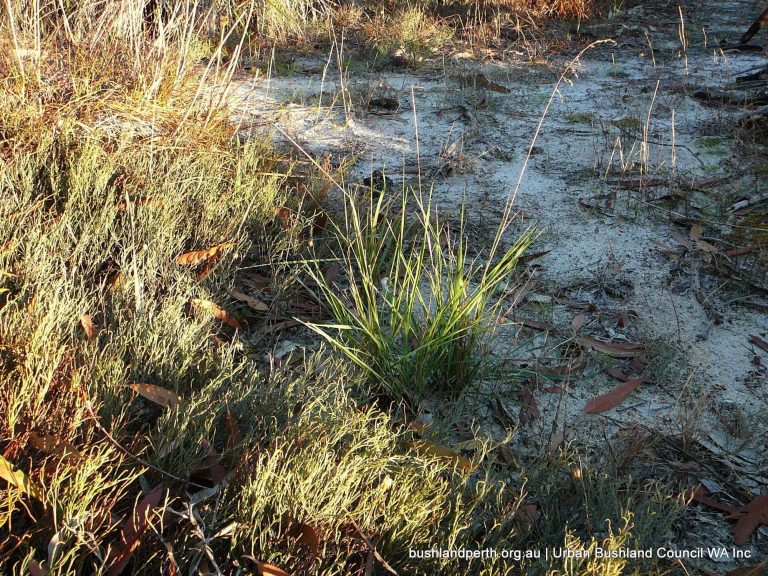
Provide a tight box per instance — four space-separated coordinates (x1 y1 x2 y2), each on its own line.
350 519 398 576
85 401 207 489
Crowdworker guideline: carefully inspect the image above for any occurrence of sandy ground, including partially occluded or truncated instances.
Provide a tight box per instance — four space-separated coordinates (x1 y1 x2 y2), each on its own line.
229 0 768 566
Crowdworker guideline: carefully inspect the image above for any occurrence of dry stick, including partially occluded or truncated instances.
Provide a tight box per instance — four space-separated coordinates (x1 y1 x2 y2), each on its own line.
411 86 422 194
270 123 345 194
175 5 252 134
85 401 207 489
350 519 399 576
615 127 707 170
489 40 616 271
5 0 24 76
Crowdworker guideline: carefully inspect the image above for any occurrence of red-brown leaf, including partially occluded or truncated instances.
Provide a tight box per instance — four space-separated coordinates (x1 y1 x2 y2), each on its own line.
128 383 182 408
732 495 768 545
571 313 586 332
191 440 227 487
519 386 540 425
80 314 98 340
297 522 321 555
406 440 473 473
259 562 290 576
690 486 743 516
29 432 83 462
604 367 632 381
229 289 269 312
107 487 164 576
176 242 233 266
225 410 243 452
191 298 241 329
583 377 647 413
576 336 644 358
750 335 768 354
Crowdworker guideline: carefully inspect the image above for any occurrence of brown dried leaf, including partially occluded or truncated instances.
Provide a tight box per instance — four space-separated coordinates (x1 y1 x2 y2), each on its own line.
191 298 241 329
191 440 227 487
583 377 647 413
547 430 565 456
750 335 768 353
406 440 473 473
128 383 182 408
519 387 540 425
80 314 98 340
604 367 632 382
513 503 540 531
176 242 233 266
732 495 768 545
229 289 269 312
690 486 743 516
259 563 290 576
323 264 340 284
571 313 586 332
297 523 321 555
496 444 516 465
690 222 703 241
196 253 220 279
29 432 83 462
726 244 765 257
107 487 164 576
576 336 644 357
225 410 243 452
539 354 587 376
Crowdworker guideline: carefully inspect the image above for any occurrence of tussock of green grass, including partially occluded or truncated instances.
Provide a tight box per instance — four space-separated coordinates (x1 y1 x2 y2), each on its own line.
305 186 535 402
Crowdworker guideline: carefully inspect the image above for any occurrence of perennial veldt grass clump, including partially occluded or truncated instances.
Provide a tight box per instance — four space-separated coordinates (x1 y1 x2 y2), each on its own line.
305 185 536 402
